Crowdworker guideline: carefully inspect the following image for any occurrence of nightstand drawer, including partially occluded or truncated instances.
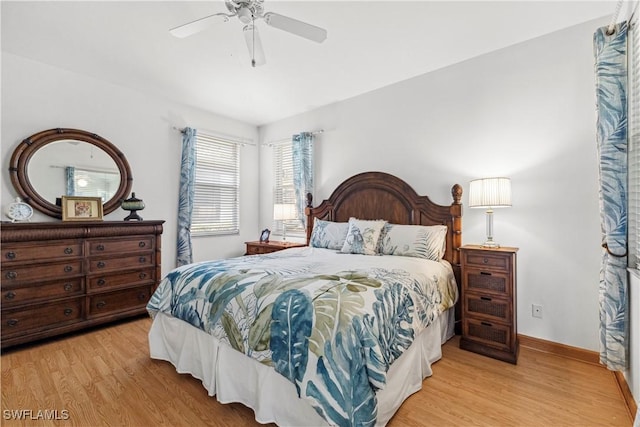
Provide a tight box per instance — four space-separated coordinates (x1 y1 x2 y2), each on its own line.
463 252 510 272
462 318 513 352
464 294 511 323
247 245 275 255
464 269 510 295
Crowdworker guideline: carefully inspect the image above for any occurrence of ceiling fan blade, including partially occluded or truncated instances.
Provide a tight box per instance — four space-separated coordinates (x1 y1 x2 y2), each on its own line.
170 13 231 38
263 12 327 43
243 24 266 67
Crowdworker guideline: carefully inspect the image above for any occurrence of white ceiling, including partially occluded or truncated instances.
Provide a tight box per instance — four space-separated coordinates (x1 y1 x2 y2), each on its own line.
1 1 617 126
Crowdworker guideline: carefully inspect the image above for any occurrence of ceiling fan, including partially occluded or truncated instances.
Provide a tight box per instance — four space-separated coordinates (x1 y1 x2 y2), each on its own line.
170 0 327 67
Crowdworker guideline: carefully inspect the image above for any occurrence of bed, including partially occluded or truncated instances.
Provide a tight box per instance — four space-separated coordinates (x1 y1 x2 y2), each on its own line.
147 171 463 426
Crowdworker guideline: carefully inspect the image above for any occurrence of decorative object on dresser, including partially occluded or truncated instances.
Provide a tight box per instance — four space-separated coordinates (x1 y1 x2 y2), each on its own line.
468 177 511 248
273 203 297 240
61 196 104 221
259 228 270 243
8 128 133 219
121 192 145 221
5 197 33 222
245 240 305 255
460 245 519 363
1 220 164 349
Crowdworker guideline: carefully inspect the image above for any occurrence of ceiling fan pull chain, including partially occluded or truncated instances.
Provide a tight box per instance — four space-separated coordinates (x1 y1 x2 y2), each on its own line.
251 15 256 67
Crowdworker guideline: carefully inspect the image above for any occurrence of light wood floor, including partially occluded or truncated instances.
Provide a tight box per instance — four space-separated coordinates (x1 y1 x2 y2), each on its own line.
1 317 633 427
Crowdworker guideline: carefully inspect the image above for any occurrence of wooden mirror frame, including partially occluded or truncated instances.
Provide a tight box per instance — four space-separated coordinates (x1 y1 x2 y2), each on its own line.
9 128 133 219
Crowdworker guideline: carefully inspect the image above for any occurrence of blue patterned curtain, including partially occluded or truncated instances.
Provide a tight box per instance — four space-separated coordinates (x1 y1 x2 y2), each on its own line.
292 132 314 227
594 22 628 371
177 127 197 267
65 166 75 196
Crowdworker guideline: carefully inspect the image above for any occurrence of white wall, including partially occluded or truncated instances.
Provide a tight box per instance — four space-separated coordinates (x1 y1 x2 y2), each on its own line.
1 53 260 274
259 18 607 352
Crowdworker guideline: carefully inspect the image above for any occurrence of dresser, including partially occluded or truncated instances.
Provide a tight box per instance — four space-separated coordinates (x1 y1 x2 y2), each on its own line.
1 221 163 348
245 240 306 255
459 245 519 364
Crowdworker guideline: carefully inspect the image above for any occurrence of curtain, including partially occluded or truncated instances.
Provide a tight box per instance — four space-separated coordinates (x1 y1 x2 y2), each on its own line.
65 166 75 196
177 127 197 267
292 132 314 228
594 21 629 371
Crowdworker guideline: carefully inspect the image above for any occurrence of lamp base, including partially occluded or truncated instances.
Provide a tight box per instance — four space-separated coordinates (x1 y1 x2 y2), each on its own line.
481 240 500 248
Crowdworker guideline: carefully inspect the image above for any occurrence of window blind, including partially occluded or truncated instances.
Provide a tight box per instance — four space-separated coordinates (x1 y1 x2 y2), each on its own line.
191 132 240 236
630 12 639 269
273 141 305 237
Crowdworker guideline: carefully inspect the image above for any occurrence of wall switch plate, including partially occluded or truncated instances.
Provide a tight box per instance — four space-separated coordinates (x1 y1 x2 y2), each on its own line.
532 304 543 318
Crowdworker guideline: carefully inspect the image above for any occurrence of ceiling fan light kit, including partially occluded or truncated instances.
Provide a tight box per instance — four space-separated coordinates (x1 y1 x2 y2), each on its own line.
170 0 327 67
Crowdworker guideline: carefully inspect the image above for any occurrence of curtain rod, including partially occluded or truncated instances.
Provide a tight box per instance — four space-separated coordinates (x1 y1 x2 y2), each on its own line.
606 0 625 35
172 126 256 147
263 129 324 147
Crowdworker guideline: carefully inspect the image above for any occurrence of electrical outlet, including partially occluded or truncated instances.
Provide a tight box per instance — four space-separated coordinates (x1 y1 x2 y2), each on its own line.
532 304 543 318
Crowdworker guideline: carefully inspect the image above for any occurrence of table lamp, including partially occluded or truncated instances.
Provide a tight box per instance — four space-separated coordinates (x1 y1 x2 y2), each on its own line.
469 177 511 248
273 203 297 240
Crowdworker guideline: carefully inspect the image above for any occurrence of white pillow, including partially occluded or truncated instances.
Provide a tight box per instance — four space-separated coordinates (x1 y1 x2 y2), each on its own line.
309 219 349 250
379 224 447 260
340 218 387 255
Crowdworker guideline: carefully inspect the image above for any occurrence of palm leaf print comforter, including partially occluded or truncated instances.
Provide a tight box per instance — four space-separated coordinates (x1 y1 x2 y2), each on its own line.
147 247 457 427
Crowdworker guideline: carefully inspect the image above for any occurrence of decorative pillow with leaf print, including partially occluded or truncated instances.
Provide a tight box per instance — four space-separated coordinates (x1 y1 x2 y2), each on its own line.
340 218 387 255
309 219 349 250
379 224 447 260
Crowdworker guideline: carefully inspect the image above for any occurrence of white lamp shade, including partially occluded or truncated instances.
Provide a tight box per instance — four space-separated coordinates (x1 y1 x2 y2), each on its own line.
469 177 512 208
273 203 297 220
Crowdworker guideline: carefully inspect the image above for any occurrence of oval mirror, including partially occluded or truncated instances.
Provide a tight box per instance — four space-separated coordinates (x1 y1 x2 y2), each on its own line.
9 128 133 218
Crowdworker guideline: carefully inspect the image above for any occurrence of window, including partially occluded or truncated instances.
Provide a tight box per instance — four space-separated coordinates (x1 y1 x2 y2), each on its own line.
191 132 240 236
630 12 639 269
272 141 306 237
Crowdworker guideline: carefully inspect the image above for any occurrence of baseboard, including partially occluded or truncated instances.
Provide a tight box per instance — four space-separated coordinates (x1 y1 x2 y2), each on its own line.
518 334 600 366
518 334 637 420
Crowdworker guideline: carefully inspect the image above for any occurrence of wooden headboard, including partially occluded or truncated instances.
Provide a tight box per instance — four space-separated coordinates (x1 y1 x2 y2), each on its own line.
305 171 463 273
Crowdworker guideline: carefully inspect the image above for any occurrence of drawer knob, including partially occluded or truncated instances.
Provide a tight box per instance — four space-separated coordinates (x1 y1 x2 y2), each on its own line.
63 283 73 291
5 291 16 300
97 261 106 269
64 265 73 273
64 308 73 316
96 301 106 309
138 292 147 301
5 271 17 280
139 272 147 279
139 241 146 248
6 251 16 260
7 319 18 327
139 256 147 263
483 258 489 264
97 278 106 287
96 244 105 251
64 247 73 255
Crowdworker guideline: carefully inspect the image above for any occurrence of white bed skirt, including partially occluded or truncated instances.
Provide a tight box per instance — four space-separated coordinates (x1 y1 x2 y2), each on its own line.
149 309 455 426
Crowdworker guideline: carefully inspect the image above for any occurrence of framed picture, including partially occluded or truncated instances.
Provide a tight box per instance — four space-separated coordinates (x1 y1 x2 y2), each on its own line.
61 196 104 221
259 228 271 243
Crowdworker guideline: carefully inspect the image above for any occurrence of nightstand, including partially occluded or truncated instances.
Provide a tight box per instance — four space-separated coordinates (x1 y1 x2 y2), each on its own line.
460 245 519 364
245 240 306 255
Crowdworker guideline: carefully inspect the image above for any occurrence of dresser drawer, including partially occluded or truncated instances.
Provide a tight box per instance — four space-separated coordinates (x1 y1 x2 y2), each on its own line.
462 318 513 352
89 237 154 255
87 286 151 318
88 253 154 274
2 260 83 284
464 269 511 296
2 241 82 264
2 278 84 306
1 298 83 338
464 293 511 323
88 269 155 292
463 251 510 272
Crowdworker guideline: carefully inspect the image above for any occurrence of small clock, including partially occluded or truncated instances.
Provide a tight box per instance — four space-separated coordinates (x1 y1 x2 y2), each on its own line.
6 197 33 222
